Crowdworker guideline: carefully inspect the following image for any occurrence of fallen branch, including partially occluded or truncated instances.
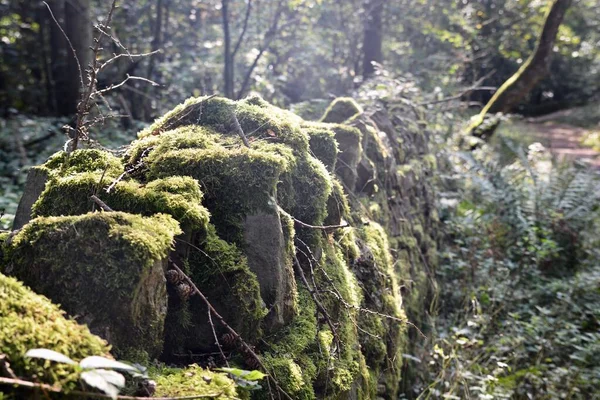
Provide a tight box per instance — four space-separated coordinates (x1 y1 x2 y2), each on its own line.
168 260 293 400
0 376 222 399
230 114 250 148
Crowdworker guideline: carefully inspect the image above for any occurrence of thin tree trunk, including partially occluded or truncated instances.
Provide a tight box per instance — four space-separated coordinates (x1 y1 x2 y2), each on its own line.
48 0 70 115
222 0 234 99
65 0 91 115
475 0 572 123
362 0 384 79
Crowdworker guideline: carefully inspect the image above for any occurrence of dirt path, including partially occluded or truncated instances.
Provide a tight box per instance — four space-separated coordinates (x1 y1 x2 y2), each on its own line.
526 111 600 168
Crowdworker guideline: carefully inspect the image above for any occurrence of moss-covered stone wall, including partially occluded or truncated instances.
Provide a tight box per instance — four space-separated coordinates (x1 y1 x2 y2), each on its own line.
0 95 437 399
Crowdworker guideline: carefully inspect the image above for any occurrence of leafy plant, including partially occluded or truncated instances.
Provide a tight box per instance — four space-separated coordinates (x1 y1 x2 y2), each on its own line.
216 367 266 391
25 348 143 399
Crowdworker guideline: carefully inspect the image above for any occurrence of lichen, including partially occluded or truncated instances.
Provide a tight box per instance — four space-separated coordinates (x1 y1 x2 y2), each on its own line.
320 98 363 124
0 272 110 388
4 212 181 358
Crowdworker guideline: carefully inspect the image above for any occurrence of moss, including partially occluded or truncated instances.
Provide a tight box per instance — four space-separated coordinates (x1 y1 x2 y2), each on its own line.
320 98 363 124
164 223 267 354
139 96 309 151
43 149 124 178
4 212 181 358
301 122 339 171
325 178 350 226
152 364 239 399
33 172 209 230
0 273 110 388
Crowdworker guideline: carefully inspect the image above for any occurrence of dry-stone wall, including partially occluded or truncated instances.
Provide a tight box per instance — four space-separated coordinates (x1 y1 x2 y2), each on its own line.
0 95 438 399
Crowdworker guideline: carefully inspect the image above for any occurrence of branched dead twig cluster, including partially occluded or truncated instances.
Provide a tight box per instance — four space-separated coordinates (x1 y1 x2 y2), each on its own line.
43 0 159 152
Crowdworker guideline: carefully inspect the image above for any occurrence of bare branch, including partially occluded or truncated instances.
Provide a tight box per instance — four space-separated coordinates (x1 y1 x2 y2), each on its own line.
168 260 294 400
0 376 223 399
99 50 161 72
90 195 114 212
42 1 84 91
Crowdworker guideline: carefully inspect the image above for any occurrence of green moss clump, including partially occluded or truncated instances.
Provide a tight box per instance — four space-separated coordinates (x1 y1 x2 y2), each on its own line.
43 149 124 178
320 98 363 124
33 172 209 230
152 364 239 399
4 212 181 358
0 273 110 388
139 96 309 151
301 123 339 171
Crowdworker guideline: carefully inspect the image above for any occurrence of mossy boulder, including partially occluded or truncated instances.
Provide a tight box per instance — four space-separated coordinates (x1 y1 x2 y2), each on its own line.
3 94 439 400
320 98 363 124
0 272 110 390
3 212 181 359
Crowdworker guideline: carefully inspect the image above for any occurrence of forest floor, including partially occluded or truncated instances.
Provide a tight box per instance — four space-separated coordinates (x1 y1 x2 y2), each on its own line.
494 104 600 168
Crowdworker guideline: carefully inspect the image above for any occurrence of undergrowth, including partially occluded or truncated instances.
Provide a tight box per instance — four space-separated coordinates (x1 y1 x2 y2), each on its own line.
416 135 600 399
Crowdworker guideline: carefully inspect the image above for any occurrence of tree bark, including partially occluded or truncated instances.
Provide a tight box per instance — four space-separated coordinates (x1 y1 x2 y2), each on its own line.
64 0 91 115
221 0 234 99
477 0 572 118
362 0 384 79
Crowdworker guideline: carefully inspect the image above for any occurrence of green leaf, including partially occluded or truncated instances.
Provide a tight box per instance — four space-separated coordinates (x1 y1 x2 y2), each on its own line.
217 367 266 381
24 349 76 365
81 370 121 400
79 356 139 372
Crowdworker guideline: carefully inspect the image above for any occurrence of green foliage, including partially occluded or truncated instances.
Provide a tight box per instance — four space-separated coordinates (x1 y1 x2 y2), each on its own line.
0 273 110 389
421 139 600 398
25 349 142 400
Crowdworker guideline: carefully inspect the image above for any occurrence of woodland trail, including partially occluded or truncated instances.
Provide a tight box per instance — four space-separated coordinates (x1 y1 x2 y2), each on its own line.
525 109 600 168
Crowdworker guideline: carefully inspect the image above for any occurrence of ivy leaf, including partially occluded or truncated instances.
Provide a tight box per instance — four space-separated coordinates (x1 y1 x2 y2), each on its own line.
79 356 139 372
81 370 124 400
24 349 76 365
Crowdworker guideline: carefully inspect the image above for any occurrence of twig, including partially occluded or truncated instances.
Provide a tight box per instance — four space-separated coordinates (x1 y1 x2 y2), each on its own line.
208 308 230 368
0 376 223 399
230 114 250 148
94 74 159 97
292 255 341 350
90 195 114 212
168 260 294 400
277 206 349 231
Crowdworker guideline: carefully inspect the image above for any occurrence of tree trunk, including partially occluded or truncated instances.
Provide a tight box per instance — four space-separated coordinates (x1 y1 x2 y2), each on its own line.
362 0 384 80
48 0 69 115
64 0 91 115
476 0 572 121
221 0 234 99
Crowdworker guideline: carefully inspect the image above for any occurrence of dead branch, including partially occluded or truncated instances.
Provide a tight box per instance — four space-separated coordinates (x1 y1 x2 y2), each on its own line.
207 308 230 367
168 260 293 400
42 1 84 91
277 206 348 231
231 114 250 148
94 75 159 97
292 255 341 349
90 195 114 212
0 376 223 399
99 50 161 72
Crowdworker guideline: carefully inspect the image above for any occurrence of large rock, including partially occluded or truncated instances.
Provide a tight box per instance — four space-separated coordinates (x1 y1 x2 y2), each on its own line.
3 212 180 359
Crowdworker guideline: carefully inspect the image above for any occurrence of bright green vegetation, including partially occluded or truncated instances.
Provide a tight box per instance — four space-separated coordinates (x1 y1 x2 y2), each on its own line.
3 212 181 360
425 140 600 398
0 273 110 390
0 94 440 399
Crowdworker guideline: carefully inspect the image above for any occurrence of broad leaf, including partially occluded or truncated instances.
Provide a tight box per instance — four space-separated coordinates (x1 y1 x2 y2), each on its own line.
24 349 76 365
79 356 139 372
81 370 121 400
